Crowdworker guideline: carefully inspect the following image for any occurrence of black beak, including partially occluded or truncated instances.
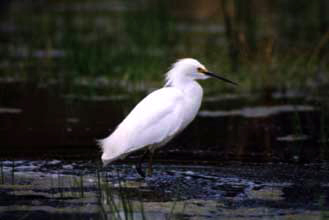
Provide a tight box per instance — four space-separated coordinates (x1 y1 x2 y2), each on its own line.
204 71 238 86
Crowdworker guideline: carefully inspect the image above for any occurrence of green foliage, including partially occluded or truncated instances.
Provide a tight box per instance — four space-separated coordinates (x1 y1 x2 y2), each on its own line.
0 0 328 94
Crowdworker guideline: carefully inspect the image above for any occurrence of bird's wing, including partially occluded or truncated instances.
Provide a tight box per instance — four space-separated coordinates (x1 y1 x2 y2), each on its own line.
112 87 185 154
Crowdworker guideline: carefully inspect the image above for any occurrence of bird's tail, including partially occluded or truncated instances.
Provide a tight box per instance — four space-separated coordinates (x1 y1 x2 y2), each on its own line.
97 135 123 167
97 138 106 152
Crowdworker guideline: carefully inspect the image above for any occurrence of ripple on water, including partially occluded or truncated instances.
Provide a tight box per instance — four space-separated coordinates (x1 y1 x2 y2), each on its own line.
199 105 315 118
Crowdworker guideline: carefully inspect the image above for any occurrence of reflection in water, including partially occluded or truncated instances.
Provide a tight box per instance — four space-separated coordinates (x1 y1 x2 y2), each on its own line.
0 107 22 114
199 105 315 118
277 134 309 142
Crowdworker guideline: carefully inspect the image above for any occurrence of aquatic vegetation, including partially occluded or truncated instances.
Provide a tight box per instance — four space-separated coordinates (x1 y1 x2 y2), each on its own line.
0 0 328 95
320 105 329 161
0 161 3 184
0 161 329 219
11 160 15 185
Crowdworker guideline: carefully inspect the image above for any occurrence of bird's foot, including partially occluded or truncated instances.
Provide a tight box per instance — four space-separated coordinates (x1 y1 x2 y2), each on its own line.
136 164 146 178
147 163 153 176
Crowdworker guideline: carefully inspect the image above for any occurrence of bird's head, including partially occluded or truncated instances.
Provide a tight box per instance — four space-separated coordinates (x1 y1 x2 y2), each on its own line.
165 58 237 86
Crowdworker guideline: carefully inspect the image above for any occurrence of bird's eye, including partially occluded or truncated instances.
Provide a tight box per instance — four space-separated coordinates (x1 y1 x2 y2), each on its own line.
197 67 204 73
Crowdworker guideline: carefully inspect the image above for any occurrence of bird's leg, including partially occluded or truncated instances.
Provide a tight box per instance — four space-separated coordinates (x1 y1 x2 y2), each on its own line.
147 151 154 176
136 149 149 178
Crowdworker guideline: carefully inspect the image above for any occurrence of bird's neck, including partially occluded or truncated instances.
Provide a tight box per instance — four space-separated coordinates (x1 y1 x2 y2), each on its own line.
174 79 203 129
165 73 203 99
172 79 203 100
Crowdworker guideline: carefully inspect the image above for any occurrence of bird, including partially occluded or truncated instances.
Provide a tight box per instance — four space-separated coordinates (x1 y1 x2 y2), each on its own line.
99 58 237 177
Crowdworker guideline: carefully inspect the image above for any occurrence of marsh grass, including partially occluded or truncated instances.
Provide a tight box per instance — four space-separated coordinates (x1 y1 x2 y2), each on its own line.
0 161 4 184
291 111 303 161
95 166 133 220
79 172 85 198
57 172 64 198
320 106 329 161
11 160 15 185
2 0 328 96
93 166 162 220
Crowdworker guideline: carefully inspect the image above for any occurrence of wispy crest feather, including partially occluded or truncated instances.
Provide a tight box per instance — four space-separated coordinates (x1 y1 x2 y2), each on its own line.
165 59 180 87
165 58 202 87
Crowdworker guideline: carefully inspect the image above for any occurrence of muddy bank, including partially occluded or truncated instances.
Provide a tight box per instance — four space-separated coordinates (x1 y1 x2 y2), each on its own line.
1 160 329 219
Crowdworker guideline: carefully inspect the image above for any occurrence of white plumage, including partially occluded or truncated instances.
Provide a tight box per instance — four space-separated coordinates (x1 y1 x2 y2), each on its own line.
99 58 236 173
100 87 187 165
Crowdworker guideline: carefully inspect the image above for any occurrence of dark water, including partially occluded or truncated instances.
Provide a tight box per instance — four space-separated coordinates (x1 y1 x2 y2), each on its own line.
1 81 329 219
1 81 328 163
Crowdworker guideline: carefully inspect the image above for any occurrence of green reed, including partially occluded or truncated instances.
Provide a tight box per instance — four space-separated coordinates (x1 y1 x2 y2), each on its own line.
0 161 4 184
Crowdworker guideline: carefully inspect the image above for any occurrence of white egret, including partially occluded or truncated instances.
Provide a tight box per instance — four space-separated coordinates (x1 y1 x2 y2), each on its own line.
99 58 237 177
